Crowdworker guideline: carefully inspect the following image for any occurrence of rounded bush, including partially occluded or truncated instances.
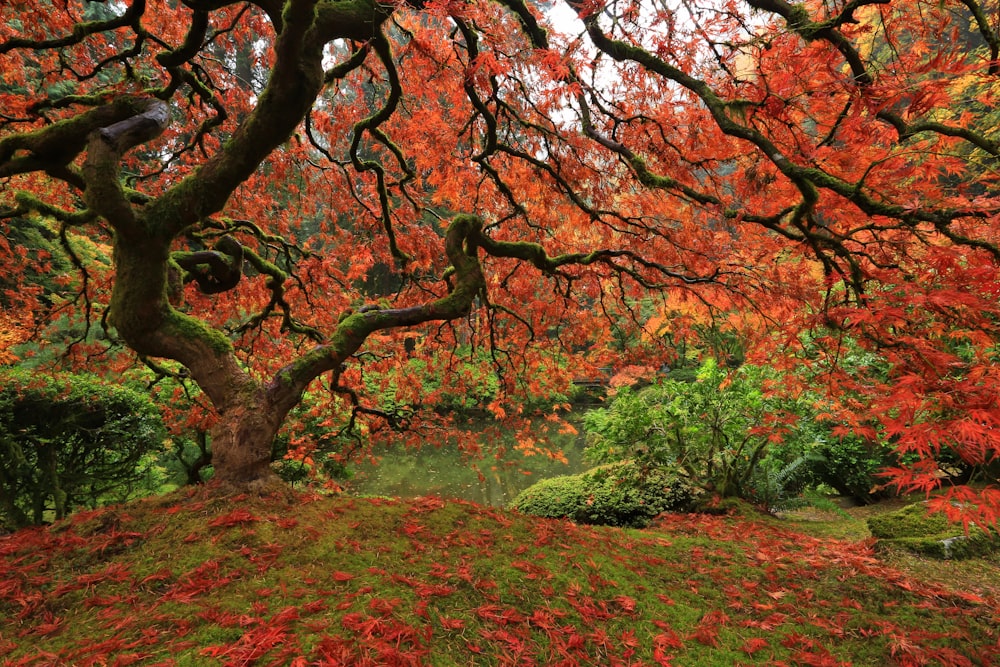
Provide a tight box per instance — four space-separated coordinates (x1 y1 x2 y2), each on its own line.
510 474 584 520
807 436 896 505
511 463 695 528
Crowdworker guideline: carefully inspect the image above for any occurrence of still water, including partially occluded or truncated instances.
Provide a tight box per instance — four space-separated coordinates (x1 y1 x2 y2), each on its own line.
345 415 591 507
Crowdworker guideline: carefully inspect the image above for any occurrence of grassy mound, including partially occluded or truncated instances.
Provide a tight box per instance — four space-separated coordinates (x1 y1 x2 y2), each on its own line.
1 488 997 666
868 502 999 560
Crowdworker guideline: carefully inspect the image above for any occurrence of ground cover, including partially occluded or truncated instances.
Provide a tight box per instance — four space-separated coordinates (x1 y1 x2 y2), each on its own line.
1 489 997 666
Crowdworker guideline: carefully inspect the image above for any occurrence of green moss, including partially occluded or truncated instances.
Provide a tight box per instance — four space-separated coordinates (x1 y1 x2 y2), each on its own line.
868 503 998 560
105 223 232 358
2 491 998 665
243 248 288 283
880 534 996 560
14 192 96 226
630 154 680 189
867 503 952 539
785 4 813 31
165 310 233 356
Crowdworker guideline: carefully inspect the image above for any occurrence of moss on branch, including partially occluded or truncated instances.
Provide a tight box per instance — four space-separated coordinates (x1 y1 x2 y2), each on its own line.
0 96 157 180
162 310 234 357
147 0 335 238
12 193 96 227
82 99 170 239
0 0 146 55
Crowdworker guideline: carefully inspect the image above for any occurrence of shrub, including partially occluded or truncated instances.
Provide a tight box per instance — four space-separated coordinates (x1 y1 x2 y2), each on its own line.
510 475 583 520
511 463 695 528
0 369 166 529
584 360 815 503
807 435 896 505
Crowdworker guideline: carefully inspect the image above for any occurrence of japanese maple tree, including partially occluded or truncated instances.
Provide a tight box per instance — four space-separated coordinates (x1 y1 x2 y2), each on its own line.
1 0 998 516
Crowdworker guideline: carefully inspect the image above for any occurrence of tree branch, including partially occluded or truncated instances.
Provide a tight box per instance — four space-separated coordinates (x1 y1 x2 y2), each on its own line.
0 96 163 183
269 214 487 415
82 98 170 238
173 235 245 294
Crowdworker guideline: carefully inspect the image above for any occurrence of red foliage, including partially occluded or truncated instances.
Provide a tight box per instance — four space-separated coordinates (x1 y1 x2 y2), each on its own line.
208 510 260 529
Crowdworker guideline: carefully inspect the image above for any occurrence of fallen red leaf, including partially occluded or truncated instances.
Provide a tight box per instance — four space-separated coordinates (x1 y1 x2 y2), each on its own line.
208 509 260 528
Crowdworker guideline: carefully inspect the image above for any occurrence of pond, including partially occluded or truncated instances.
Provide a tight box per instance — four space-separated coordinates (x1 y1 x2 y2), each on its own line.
345 413 592 507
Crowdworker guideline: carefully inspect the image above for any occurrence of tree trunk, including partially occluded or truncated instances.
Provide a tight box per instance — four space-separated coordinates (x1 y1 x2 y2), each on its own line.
209 393 284 488
178 431 213 485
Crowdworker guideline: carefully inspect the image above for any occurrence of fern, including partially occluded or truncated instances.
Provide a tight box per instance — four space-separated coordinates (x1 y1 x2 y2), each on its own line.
751 452 826 513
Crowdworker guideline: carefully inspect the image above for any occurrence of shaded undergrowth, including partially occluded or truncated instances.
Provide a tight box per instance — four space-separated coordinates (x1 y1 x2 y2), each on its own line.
1 488 997 666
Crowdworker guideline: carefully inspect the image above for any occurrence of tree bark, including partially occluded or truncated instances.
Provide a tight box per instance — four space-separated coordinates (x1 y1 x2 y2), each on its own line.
209 394 284 487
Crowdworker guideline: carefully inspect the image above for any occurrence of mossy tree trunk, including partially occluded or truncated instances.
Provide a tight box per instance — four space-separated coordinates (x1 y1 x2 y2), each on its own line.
54 3 399 488
0 0 600 490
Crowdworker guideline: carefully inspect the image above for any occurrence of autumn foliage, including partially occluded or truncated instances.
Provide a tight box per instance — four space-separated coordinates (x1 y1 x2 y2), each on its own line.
0 314 28 365
0 0 999 516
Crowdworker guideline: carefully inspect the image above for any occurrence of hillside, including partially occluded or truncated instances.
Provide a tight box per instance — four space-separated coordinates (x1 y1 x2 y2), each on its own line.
1 488 997 666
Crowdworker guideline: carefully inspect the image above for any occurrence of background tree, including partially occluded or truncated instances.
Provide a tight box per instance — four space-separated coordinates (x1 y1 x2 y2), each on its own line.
1 0 998 521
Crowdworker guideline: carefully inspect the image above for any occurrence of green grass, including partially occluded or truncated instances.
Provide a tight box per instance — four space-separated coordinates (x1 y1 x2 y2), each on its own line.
1 488 998 666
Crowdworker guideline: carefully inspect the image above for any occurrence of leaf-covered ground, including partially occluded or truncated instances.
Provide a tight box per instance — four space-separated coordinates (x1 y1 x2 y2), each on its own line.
1 489 997 666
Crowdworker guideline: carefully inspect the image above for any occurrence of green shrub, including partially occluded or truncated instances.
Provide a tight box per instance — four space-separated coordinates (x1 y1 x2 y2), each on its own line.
510 475 582 519
511 463 695 528
579 359 912 510
807 436 897 505
583 360 816 504
0 369 166 529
